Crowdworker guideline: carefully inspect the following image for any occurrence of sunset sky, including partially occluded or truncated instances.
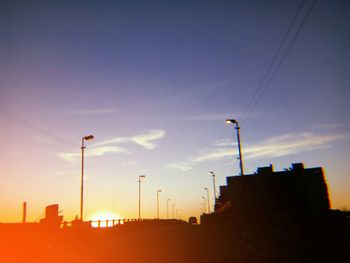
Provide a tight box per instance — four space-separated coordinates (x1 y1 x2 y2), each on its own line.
1 0 349 223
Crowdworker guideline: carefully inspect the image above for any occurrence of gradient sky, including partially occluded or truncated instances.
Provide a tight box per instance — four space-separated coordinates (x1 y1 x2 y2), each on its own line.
1 0 349 223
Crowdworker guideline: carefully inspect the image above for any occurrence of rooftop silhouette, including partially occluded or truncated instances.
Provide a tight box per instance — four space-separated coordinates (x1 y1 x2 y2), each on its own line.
201 163 349 262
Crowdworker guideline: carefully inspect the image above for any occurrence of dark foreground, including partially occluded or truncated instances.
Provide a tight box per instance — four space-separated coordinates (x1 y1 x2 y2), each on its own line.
0 220 349 263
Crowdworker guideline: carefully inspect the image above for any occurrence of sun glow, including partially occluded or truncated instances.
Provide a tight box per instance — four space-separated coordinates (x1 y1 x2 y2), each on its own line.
88 211 124 228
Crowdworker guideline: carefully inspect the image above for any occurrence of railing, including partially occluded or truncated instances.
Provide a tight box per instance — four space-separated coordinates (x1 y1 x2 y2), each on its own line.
90 218 174 228
90 218 148 228
62 218 175 228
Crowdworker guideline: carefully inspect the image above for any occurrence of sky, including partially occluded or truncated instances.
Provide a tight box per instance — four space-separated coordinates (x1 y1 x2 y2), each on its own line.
0 0 349 223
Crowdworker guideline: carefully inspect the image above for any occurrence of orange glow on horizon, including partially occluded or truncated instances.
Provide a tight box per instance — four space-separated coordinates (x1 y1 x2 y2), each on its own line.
88 211 123 227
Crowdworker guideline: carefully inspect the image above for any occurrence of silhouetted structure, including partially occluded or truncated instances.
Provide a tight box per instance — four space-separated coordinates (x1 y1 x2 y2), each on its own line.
188 216 198 225
201 163 349 262
22 202 27 223
40 204 63 228
216 163 330 214
0 164 348 262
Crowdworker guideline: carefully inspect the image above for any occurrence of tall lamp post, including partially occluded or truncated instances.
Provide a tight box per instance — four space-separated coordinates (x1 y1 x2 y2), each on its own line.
204 187 210 213
80 134 94 221
138 175 146 219
167 198 171 219
226 119 244 176
209 171 217 209
157 189 162 219
202 197 207 213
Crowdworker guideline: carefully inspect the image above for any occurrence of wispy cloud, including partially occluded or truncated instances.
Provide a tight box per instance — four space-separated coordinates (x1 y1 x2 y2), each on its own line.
68 109 118 115
212 139 236 147
33 134 53 143
312 123 343 130
191 148 232 163
59 146 129 162
129 130 166 149
59 130 166 162
140 79 231 107
53 170 90 181
54 170 79 177
94 129 166 150
244 133 343 159
165 162 193 172
135 113 245 122
165 132 348 171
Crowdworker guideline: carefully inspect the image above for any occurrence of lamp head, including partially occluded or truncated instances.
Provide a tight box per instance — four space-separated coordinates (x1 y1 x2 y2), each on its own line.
226 119 237 124
209 171 215 176
157 189 162 193
84 135 94 140
139 175 146 179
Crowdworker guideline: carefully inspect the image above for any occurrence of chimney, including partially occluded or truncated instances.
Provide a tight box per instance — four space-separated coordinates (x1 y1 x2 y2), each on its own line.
22 202 27 223
292 163 304 171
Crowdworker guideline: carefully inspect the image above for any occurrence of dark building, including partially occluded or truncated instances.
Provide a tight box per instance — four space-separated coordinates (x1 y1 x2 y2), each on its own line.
216 163 330 215
201 163 349 262
40 204 63 228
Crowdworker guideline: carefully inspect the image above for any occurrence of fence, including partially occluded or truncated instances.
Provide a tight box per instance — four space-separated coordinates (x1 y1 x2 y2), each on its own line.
62 218 167 228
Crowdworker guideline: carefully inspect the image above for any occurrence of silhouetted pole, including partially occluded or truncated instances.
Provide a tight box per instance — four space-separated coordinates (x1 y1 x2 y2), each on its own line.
157 189 162 219
202 197 207 213
201 202 205 214
226 119 244 176
22 202 27 223
204 188 210 213
138 175 146 219
209 171 217 209
167 198 170 219
80 134 94 221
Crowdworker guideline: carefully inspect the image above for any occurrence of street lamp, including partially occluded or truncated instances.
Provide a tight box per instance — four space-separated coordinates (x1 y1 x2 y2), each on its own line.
226 119 244 176
201 202 206 214
138 175 146 219
209 171 217 209
202 197 207 213
167 198 171 219
204 187 210 213
157 190 162 219
80 134 94 221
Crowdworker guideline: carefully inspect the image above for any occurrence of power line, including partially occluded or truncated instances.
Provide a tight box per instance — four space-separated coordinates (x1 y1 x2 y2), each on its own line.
240 0 317 124
0 108 152 181
249 0 318 115
240 0 306 123
0 108 78 147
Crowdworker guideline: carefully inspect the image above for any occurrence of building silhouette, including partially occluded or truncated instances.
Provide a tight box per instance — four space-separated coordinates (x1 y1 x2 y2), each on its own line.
201 163 349 262
216 163 330 215
40 204 63 229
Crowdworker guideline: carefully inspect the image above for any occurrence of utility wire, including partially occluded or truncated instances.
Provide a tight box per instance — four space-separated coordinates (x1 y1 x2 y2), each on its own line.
245 0 318 120
240 0 317 124
0 108 78 147
0 108 149 218
0 108 143 184
240 0 306 123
